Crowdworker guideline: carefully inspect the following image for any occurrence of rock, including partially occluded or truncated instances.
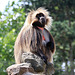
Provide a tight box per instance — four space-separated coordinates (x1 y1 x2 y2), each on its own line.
6 52 55 75
6 63 34 75
21 52 46 72
45 62 55 75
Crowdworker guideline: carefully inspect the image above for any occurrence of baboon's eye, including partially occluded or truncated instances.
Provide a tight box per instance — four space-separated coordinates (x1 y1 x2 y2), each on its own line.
36 13 44 19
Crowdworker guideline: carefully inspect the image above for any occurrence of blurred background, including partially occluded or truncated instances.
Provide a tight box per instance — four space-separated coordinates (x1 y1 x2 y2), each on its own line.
0 0 75 75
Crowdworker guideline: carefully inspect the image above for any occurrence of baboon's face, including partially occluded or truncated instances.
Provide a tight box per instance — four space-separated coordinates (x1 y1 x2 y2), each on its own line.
32 13 46 28
36 13 46 26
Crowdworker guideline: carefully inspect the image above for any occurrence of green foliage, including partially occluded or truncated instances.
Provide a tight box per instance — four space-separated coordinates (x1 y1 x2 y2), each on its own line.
0 1 25 74
51 21 75 74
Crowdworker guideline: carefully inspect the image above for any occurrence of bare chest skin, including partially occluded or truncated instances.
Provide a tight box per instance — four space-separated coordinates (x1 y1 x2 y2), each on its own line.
42 29 50 46
43 29 50 42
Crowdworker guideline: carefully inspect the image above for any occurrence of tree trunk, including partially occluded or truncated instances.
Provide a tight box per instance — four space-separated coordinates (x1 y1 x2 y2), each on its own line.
66 6 74 75
68 12 74 75
65 61 68 75
69 42 74 75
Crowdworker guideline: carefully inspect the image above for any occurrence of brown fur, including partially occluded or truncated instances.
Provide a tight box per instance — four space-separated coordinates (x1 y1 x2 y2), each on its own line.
14 7 56 64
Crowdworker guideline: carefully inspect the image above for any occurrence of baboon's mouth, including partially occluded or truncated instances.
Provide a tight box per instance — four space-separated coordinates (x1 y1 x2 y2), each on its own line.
32 21 45 28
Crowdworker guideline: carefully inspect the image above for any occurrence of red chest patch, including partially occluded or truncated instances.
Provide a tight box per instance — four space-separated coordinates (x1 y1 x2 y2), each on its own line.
37 27 45 41
42 35 45 40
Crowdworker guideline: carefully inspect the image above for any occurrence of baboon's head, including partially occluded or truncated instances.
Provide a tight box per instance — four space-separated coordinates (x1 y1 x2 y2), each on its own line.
25 7 52 28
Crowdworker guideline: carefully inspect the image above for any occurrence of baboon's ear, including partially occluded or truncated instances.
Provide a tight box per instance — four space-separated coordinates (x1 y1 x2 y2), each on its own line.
45 16 53 30
46 18 49 25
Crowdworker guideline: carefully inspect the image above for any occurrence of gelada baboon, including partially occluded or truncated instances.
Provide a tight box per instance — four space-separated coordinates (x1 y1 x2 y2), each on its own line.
14 7 56 64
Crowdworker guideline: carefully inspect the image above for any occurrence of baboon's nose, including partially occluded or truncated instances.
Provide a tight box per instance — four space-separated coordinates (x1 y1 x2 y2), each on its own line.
40 17 46 25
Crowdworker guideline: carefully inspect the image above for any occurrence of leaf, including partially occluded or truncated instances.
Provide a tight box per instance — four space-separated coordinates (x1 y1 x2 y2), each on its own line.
54 6 59 10
11 1 15 6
